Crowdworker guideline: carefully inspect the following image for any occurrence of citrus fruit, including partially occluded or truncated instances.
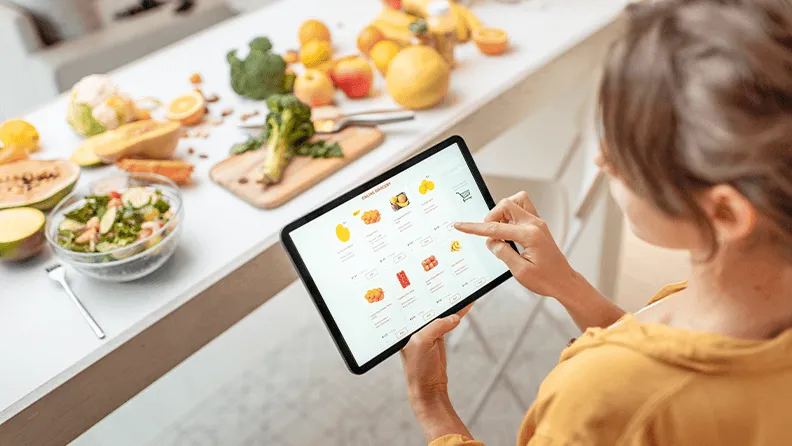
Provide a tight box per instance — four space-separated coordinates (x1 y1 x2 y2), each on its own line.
299 19 331 46
300 40 333 69
0 120 39 153
370 40 401 75
473 28 509 56
0 144 28 165
357 26 385 55
166 91 205 126
386 46 450 110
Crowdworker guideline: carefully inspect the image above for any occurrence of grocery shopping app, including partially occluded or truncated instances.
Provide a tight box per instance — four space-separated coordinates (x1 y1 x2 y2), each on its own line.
291 144 508 365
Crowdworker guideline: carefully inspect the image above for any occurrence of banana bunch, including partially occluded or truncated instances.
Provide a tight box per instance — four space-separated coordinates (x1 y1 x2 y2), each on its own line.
372 1 483 46
371 8 419 46
450 240 462 252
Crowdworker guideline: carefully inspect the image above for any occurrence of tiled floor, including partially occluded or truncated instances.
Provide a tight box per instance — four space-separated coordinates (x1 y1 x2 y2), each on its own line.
73 279 576 446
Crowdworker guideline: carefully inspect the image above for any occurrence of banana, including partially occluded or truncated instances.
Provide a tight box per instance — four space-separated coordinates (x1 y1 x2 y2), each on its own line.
454 4 483 33
449 4 471 43
402 0 432 17
371 8 421 45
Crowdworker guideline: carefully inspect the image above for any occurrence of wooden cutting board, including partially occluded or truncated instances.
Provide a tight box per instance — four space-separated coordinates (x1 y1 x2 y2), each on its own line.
210 126 384 209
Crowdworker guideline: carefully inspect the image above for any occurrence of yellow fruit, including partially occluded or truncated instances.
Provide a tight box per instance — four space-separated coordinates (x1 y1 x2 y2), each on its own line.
419 185 427 195
0 120 39 153
299 19 331 46
357 26 386 55
370 41 401 75
473 28 509 56
300 40 333 69
166 91 205 126
455 4 483 32
353 210 360 216
386 46 451 110
335 224 351 242
0 144 28 166
449 4 472 43
426 180 435 190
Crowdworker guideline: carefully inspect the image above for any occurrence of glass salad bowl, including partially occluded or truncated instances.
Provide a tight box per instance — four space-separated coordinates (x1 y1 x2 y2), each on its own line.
46 172 183 282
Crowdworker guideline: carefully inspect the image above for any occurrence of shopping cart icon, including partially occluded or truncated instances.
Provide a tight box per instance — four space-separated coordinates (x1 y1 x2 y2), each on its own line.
456 189 472 202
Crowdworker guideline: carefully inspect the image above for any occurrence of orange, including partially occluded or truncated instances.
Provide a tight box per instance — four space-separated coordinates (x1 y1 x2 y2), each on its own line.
299 20 331 46
370 40 401 75
300 40 333 69
357 26 385 55
166 91 205 126
473 28 509 56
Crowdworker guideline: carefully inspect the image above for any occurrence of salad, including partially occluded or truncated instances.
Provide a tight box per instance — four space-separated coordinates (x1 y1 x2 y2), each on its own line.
56 187 175 256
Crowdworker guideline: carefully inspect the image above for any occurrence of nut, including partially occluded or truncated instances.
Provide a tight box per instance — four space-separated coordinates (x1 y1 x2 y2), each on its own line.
238 177 249 184
283 50 299 64
199 154 209 159
188 147 195 155
190 73 202 84
205 94 219 103
222 108 233 117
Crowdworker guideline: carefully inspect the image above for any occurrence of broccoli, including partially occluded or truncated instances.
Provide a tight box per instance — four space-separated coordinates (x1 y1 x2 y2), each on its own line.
227 37 295 100
257 94 343 184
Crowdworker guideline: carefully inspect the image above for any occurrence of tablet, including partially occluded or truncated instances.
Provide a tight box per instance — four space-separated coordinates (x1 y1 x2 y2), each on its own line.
281 135 514 374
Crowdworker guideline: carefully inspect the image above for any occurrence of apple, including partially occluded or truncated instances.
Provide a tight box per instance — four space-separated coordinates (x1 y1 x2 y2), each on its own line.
384 0 401 9
293 69 335 107
331 56 374 99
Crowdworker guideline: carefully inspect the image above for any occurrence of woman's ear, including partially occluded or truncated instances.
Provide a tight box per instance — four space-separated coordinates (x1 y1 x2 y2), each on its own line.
701 185 757 243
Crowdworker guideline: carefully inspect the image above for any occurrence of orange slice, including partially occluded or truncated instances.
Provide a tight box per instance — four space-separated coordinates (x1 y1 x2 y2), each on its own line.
166 91 206 126
473 28 509 56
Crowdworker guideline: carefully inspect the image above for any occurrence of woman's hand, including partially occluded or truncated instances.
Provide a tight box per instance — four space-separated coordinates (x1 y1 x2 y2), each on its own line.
455 191 626 330
401 306 474 442
455 191 578 299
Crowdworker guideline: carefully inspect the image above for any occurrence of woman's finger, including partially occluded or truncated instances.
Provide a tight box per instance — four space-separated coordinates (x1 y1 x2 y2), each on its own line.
411 314 462 348
507 191 540 216
454 221 526 243
486 238 529 271
485 196 541 225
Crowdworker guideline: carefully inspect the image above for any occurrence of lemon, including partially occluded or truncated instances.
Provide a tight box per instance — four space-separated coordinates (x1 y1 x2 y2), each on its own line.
300 40 333 69
370 40 401 75
0 120 39 153
299 20 331 46
386 46 451 110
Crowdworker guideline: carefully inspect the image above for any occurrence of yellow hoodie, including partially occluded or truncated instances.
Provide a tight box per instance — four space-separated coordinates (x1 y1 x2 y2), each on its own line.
431 283 792 445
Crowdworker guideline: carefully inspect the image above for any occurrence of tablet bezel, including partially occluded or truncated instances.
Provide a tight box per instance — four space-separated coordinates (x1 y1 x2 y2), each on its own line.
281 135 516 374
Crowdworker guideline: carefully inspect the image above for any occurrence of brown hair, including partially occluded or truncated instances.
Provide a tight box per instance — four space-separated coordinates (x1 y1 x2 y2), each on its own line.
600 0 792 255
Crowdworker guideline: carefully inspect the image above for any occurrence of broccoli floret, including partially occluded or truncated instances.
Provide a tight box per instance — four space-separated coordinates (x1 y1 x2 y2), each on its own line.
257 94 344 184
227 37 293 100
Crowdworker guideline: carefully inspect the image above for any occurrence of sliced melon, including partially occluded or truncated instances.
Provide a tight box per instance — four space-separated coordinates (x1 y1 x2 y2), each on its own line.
87 120 182 164
0 207 46 261
70 142 104 167
0 159 79 211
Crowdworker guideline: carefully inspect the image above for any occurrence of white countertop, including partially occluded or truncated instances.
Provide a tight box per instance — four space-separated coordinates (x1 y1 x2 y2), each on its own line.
0 0 626 421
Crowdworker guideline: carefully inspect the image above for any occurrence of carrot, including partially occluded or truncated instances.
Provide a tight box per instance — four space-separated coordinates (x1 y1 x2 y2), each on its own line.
116 159 194 185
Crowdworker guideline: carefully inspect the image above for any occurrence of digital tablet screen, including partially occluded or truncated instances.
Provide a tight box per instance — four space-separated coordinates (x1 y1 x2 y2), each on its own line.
288 141 509 367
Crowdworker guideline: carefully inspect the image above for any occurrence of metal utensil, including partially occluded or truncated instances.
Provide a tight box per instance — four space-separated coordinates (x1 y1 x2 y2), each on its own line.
46 264 105 339
239 109 416 134
312 110 415 134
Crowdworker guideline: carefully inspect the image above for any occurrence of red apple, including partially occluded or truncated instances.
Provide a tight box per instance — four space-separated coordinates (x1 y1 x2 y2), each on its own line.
293 69 335 107
383 0 402 9
331 56 374 99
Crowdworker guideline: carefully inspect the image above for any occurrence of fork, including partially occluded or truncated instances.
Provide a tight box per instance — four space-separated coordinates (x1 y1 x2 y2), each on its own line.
46 264 105 339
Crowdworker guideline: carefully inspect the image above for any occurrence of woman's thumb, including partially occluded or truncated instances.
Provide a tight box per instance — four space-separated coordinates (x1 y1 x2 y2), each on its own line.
424 314 462 339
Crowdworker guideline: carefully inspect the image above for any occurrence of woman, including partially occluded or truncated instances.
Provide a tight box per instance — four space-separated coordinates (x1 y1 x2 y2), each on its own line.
401 0 792 444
